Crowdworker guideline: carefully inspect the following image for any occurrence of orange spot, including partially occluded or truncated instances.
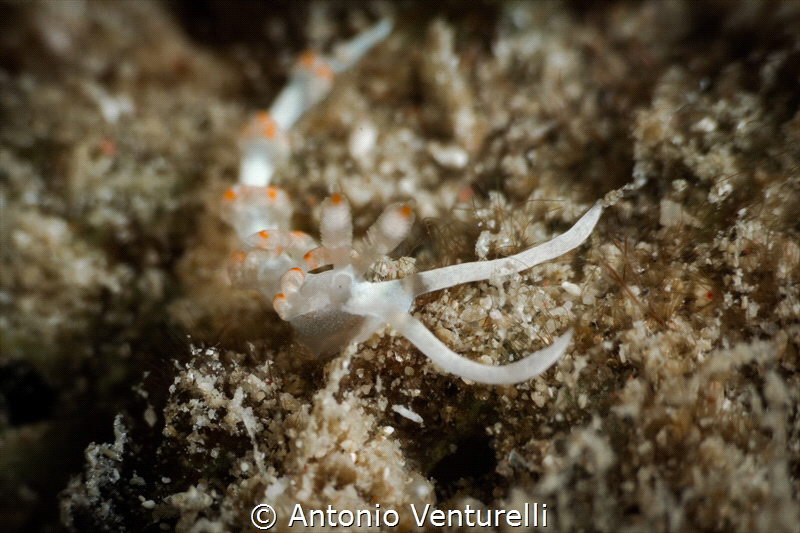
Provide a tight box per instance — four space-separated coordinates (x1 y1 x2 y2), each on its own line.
266 186 278 200
299 50 316 68
331 193 342 205
542 280 549 287
251 111 276 138
98 138 116 156
399 205 412 218
290 267 302 273
230 251 246 262
304 252 312 260
314 63 334 81
274 293 286 301
223 188 238 201
258 230 269 238
291 231 305 237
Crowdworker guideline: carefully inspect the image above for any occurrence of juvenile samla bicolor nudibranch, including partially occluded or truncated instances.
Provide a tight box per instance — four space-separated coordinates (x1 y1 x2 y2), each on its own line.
234 193 602 385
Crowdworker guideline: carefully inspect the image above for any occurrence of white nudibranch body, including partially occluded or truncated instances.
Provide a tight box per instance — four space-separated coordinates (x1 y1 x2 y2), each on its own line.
221 18 395 294
230 193 602 385
221 17 604 384
238 17 394 188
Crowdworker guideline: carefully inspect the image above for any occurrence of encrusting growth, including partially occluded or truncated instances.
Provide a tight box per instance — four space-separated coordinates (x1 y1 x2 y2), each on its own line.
233 193 602 385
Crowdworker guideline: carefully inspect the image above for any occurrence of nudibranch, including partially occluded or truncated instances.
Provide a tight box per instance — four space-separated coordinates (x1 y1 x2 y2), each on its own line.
231 193 602 385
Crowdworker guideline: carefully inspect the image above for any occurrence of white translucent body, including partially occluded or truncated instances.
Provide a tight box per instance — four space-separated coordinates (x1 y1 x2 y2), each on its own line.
266 195 602 385
224 19 395 292
238 18 394 187
239 139 286 187
223 18 604 384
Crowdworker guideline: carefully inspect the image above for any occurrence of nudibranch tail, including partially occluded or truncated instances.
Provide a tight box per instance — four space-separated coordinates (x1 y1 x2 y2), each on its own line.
330 18 394 73
238 113 292 188
270 55 334 132
235 17 394 189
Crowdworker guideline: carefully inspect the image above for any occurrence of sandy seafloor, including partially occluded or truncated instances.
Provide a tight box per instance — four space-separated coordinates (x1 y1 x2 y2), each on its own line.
1 1 799 531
